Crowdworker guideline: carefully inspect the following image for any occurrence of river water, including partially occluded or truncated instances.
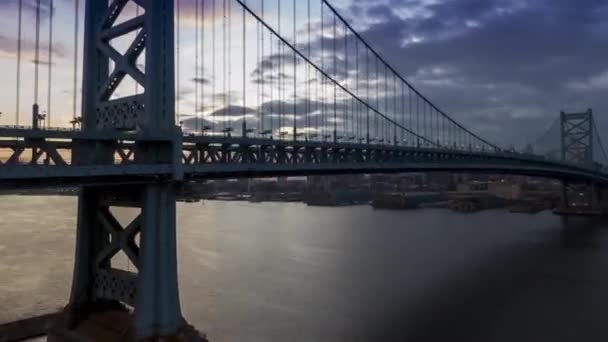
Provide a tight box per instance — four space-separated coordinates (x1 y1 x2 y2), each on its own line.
2 195 608 341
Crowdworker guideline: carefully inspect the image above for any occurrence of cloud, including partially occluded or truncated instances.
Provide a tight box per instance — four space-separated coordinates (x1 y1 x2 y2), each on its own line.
191 77 210 85
207 105 257 118
567 70 608 92
0 0 52 16
327 0 608 147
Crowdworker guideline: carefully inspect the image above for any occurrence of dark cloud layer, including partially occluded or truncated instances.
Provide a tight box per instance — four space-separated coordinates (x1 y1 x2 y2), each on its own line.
338 0 608 146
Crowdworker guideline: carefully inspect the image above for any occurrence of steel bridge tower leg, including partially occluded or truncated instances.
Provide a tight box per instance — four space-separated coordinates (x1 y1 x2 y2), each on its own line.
557 109 600 215
50 0 202 340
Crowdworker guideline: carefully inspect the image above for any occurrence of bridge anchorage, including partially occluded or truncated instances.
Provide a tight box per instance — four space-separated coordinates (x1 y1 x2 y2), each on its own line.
46 1 204 341
555 109 608 216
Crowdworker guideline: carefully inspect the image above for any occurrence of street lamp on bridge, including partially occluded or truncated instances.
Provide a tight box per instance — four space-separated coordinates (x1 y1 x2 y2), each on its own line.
70 116 82 130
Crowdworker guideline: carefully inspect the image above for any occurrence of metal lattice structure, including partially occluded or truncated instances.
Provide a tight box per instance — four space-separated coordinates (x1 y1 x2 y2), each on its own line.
561 110 594 165
558 109 602 213
62 1 192 340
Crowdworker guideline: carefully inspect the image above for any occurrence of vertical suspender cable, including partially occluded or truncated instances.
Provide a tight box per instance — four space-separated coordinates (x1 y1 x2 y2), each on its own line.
355 39 359 140
293 0 297 140
431 105 434 143
332 14 337 142
408 87 412 145
442 108 446 147
268 33 279 138
424 101 428 145
447 116 453 148
428 102 432 143
47 0 54 127
203 0 206 132
227 0 231 131
207 0 212 131
416 96 419 147
243 0 247 136
223 0 227 132
435 110 440 145
34 0 41 107
435 108 439 145
436 108 439 144
307 0 311 139
375 58 378 141
438 108 441 145
366 48 369 143
346 24 351 137
320 0 324 138
428 102 432 146
314 1 318 139
73 0 80 122
212 0 216 132
175 0 180 124
393 76 397 144
449 119 452 148
344 23 348 137
257 6 261 135
201 0 205 131
316 2 321 139
401 82 404 143
195 0 200 132
136 4 140 95
278 0 282 136
16 0 23 125
384 67 387 143
439 110 442 145
461 125 464 149
261 0 266 135
269 15 274 136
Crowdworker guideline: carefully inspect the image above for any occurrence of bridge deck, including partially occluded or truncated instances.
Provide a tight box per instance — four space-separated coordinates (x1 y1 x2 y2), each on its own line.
0 127 606 187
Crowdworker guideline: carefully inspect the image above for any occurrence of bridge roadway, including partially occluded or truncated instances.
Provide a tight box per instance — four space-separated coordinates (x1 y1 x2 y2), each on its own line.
0 126 607 187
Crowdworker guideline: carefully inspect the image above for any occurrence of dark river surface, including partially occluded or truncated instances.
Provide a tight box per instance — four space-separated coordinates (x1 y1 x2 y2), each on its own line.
2 195 608 341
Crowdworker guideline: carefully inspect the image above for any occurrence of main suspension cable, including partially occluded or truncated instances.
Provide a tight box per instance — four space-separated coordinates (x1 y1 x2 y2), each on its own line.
235 0 436 145
592 117 608 164
320 0 497 150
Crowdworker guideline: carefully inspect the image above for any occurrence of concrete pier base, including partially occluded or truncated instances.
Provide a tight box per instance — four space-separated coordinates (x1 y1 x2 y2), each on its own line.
0 313 57 341
47 302 207 342
553 207 603 216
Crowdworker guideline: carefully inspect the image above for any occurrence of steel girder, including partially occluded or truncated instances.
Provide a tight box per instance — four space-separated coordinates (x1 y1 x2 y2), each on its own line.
0 136 607 185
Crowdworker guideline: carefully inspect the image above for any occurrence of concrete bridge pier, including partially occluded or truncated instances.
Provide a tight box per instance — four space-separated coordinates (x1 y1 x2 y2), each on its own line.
555 180 608 216
47 185 205 341
44 0 206 338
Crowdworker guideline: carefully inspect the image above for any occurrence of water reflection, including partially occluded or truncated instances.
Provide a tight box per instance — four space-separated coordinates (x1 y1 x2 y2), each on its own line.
559 216 605 248
2 197 608 341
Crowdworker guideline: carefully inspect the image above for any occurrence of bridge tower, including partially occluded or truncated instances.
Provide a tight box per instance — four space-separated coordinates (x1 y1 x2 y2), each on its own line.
558 109 601 215
560 109 594 165
49 1 202 340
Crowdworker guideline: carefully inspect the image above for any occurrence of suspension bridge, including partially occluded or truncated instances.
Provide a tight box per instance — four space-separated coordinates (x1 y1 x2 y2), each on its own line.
0 0 607 340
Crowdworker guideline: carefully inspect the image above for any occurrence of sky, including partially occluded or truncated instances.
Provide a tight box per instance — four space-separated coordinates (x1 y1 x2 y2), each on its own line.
0 0 606 148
